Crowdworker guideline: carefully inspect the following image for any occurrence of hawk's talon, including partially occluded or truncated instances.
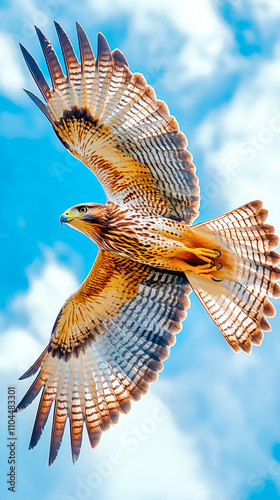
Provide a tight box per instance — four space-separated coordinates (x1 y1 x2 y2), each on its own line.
216 262 223 271
212 248 222 258
212 277 223 282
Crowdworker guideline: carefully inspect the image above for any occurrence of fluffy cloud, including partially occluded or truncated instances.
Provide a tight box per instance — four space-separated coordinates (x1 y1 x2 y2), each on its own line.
0 249 78 379
12 248 78 343
247 0 280 23
86 0 234 86
2 250 213 500
62 393 211 500
2 2 280 499
0 32 26 98
4 248 280 500
194 41 280 233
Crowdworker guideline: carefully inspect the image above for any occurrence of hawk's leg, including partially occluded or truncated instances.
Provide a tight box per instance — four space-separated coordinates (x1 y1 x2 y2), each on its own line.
160 257 220 280
181 247 223 280
184 262 218 280
184 247 222 264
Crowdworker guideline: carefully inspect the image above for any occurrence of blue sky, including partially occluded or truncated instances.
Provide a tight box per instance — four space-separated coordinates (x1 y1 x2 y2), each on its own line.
1 1 280 499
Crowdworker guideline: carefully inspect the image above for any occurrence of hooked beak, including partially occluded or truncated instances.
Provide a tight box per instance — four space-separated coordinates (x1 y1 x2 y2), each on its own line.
60 212 74 225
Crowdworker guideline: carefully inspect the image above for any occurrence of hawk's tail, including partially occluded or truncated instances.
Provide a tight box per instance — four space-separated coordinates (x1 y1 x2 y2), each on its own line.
186 200 280 353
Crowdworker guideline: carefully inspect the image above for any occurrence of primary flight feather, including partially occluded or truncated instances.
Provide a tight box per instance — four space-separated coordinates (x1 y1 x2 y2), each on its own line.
16 21 280 465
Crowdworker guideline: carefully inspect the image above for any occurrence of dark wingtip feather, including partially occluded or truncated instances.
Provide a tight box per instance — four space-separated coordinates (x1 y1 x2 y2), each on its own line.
53 20 79 78
72 449 79 465
53 19 62 31
19 42 27 55
70 419 84 465
19 365 39 381
35 25 65 88
19 43 51 100
34 25 46 46
28 388 54 450
23 89 51 121
88 432 101 449
48 400 68 466
112 48 129 67
97 32 110 50
18 345 49 380
53 21 64 42
15 376 43 414
53 20 72 50
75 21 85 39
76 22 95 72
48 446 59 467
75 21 83 31
241 339 252 354
97 32 112 64
75 22 89 51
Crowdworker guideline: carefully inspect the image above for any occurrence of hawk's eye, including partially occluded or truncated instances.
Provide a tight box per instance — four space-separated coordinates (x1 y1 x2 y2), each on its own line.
78 206 87 214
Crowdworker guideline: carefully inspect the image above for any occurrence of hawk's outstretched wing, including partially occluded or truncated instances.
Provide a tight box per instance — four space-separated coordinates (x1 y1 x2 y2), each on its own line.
16 250 191 465
20 22 200 224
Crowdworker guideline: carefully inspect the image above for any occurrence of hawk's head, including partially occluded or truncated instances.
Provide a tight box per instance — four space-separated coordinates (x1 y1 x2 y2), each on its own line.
60 203 107 242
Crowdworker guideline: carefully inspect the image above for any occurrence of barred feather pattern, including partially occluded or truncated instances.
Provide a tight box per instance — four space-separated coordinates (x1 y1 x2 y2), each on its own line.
192 201 280 352
17 21 280 465
20 22 199 224
16 251 190 465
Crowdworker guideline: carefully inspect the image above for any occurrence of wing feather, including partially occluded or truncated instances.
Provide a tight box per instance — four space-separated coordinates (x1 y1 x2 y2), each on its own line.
23 89 51 121
54 21 80 81
19 43 51 100
95 33 113 120
21 22 200 224
35 26 66 90
16 251 191 464
76 22 99 112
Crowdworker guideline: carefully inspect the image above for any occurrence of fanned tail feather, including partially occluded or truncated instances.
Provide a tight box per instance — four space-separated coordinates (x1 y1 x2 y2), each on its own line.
188 201 280 353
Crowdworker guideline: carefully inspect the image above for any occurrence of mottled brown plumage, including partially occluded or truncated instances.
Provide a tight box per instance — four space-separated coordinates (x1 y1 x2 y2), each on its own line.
16 22 280 465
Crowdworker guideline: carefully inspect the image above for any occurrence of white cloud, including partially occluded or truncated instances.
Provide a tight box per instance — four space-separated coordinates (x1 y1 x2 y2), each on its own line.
0 248 78 379
1 2 280 498
156 337 280 499
0 328 42 374
192 70 280 493
87 0 234 85
0 32 26 98
247 0 280 23
194 42 280 233
2 249 213 499
6 247 280 500
78 393 212 500
12 248 78 342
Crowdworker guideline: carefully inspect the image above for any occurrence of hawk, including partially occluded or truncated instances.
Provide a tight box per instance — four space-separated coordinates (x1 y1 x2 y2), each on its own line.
16 22 280 465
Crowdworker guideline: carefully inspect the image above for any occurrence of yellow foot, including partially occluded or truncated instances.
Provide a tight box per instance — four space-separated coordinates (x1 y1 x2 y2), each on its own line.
188 247 221 265
192 262 218 280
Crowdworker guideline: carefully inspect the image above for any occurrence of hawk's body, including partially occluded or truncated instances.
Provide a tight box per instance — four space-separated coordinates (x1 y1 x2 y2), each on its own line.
16 22 280 465
64 201 228 273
